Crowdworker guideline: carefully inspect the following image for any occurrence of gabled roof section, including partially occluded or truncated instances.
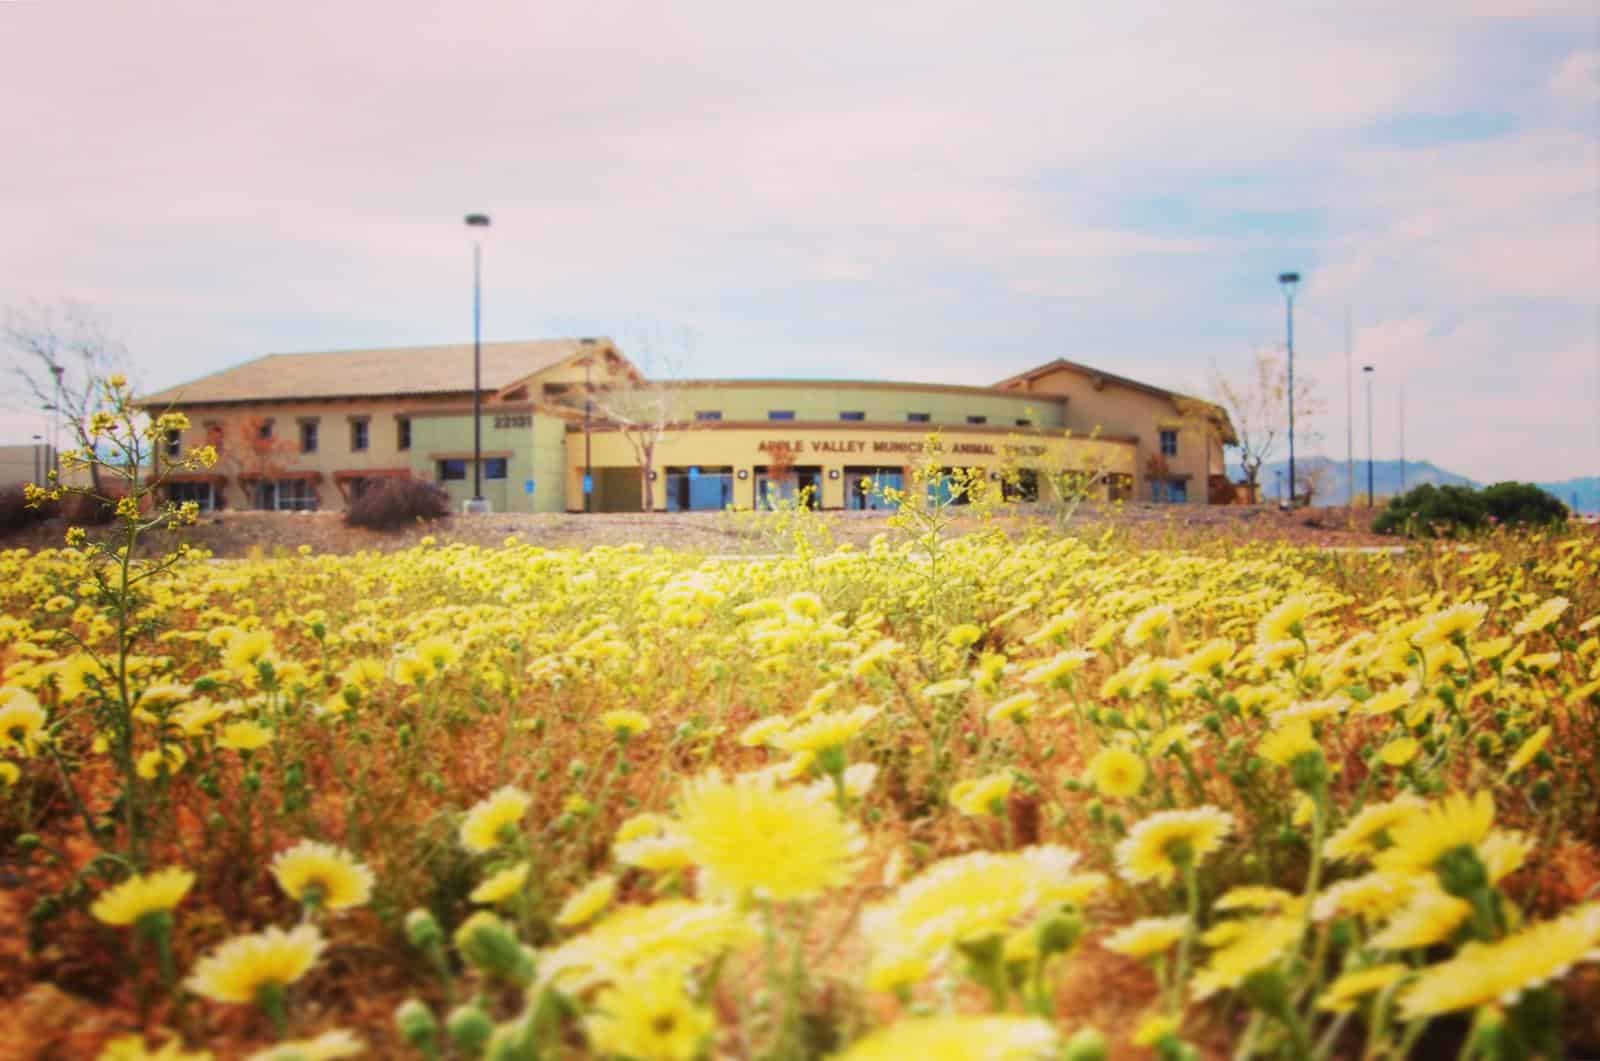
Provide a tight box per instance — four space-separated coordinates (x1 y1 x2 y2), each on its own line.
995 357 1236 444
138 338 615 407
491 338 643 401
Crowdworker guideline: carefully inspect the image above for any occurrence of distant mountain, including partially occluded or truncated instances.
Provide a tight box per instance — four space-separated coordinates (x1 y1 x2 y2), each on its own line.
1230 456 1474 507
1226 459 1598 513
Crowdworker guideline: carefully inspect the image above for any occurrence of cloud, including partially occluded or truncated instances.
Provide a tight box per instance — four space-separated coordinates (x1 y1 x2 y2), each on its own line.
0 2 1594 481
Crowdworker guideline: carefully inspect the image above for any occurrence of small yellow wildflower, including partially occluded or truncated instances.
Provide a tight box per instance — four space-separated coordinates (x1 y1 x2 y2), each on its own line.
91 867 195 927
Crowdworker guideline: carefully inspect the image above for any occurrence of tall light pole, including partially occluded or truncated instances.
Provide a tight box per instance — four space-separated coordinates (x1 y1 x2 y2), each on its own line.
1278 272 1300 505
581 337 596 513
1398 381 1407 494
465 213 491 510
50 363 64 480
1345 308 1354 510
1363 365 1376 508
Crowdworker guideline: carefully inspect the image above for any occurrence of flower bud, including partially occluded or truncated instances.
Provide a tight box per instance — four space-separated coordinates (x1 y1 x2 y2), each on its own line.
454 912 535 986
447 1001 495 1057
404 908 444 950
1063 1027 1108 1061
395 998 438 1051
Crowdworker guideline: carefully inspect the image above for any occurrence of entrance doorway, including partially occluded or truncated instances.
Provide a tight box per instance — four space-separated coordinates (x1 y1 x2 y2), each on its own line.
754 465 821 509
844 466 904 510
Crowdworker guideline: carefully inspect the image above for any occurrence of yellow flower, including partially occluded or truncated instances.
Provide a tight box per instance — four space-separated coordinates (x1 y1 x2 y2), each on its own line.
1086 745 1146 798
0 688 47 753
946 623 983 648
186 924 325 1004
460 786 532 854
1102 915 1188 959
1123 604 1175 647
1256 720 1319 767
1258 595 1314 644
771 705 878 756
91 867 195 927
585 967 715 1061
1020 649 1094 686
1377 737 1420 768
1215 886 1298 914
832 1016 1059 1061
950 770 1014 817
97 1035 211 1060
1504 724 1551 776
246 1029 363 1061
1132 1013 1180 1047
137 744 187 779
738 715 790 747
1360 684 1416 717
1399 903 1600 1018
920 678 972 700
1317 963 1411 1012
1313 872 1416 923
1368 887 1473 950
1192 913 1302 998
411 636 461 674
1183 637 1236 677
1116 807 1234 885
538 900 755 993
1512 596 1569 636
270 840 374 911
675 771 859 902
1324 795 1425 863
601 709 651 740
0 762 19 787
555 874 617 927
1415 603 1487 647
986 690 1040 724
1255 639 1305 669
1376 791 1496 878
216 720 273 752
222 629 274 675
471 862 531 906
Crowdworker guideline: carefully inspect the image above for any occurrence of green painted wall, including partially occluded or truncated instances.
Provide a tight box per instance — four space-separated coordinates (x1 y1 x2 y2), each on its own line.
663 384 1064 428
408 413 538 514
531 414 566 513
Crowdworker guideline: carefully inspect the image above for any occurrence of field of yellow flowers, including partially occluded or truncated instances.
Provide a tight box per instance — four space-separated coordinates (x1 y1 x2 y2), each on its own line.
4 519 1600 1059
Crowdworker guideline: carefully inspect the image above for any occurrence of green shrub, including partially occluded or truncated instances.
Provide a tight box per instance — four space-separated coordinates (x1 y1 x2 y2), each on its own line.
1373 481 1565 538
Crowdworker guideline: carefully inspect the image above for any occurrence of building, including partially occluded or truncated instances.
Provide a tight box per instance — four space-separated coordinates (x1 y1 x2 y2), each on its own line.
136 338 1234 514
0 443 57 490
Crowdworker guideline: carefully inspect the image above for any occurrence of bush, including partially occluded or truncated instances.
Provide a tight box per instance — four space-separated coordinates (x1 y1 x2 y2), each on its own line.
1373 481 1565 538
1480 481 1568 528
344 478 452 530
0 486 56 534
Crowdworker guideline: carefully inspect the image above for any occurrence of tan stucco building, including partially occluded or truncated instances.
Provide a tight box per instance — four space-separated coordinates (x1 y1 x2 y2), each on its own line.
137 339 1234 514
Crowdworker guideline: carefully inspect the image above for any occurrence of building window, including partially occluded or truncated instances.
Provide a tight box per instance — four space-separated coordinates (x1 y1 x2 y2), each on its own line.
350 420 369 452
168 481 213 512
907 412 931 423
484 457 508 480
258 420 275 441
204 421 224 454
694 410 722 422
1160 429 1179 457
665 466 734 511
397 417 412 451
839 411 865 422
163 429 181 459
1015 418 1032 427
844 467 905 510
966 415 988 425
299 421 318 454
767 410 795 421
754 465 822 510
1002 468 1039 502
1155 478 1188 504
255 479 315 511
438 459 467 481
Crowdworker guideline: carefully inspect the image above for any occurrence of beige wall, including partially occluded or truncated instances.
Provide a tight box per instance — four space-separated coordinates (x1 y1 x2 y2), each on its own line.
166 396 443 510
1000 367 1221 502
567 424 1137 512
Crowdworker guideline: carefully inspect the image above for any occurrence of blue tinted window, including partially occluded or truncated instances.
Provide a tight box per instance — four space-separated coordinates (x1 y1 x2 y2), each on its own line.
907 412 931 423
768 410 795 421
484 458 508 480
840 411 865 422
439 459 466 481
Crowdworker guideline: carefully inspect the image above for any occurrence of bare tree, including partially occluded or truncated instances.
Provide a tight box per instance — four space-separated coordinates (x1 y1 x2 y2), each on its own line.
4 301 133 492
1211 348 1321 501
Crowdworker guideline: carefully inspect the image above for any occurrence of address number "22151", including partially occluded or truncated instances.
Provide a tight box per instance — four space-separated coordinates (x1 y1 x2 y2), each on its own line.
492 415 532 429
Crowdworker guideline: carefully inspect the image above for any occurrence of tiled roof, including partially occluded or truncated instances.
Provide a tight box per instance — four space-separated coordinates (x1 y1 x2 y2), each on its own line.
139 338 608 406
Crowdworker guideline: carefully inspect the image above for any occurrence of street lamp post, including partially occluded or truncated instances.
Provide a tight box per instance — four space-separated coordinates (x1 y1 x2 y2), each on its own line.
1277 272 1300 506
1363 365 1376 508
582 344 594 514
465 213 491 511
50 364 64 480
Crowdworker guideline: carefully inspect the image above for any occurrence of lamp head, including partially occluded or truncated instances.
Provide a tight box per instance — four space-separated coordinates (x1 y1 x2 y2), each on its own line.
1363 365 1375 374
464 213 491 238
1278 271 1300 296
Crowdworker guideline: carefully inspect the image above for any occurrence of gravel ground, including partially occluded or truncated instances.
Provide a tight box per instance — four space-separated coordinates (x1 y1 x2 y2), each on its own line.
3 503 1403 557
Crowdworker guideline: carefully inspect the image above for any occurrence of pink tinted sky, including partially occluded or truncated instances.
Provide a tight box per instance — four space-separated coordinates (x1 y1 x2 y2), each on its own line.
1 1 1596 482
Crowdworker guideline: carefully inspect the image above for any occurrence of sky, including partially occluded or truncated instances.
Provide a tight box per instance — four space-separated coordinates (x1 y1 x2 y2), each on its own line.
2 1 1596 483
